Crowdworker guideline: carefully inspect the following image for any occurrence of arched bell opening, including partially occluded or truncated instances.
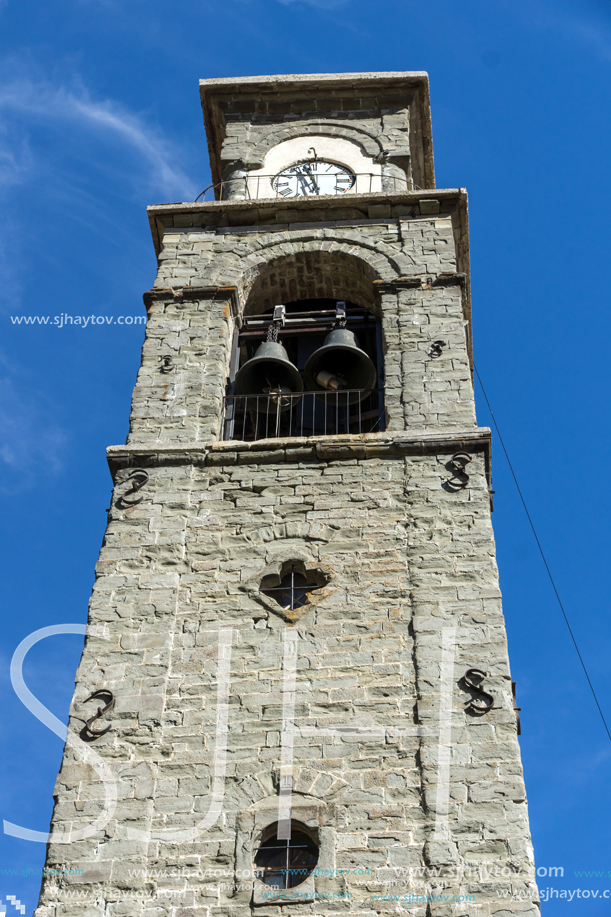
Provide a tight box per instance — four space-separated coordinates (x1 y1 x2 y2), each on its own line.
241 249 380 317
223 251 386 442
225 297 384 441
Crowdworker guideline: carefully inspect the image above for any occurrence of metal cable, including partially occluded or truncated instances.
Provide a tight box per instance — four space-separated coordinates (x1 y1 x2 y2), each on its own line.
474 363 611 743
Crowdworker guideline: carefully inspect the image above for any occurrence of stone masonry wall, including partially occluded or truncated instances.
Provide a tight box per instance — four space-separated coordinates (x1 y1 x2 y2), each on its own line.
127 294 232 445
208 87 422 187
36 446 538 917
380 284 474 432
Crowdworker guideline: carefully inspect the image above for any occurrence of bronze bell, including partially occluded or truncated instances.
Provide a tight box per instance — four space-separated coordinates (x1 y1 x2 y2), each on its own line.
235 341 303 412
304 327 376 405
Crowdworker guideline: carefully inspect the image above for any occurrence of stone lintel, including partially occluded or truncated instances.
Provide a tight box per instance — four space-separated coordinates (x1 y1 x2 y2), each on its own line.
106 428 491 479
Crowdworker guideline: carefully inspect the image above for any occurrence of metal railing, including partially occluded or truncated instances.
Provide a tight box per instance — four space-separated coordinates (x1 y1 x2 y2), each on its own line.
195 173 417 203
222 390 383 442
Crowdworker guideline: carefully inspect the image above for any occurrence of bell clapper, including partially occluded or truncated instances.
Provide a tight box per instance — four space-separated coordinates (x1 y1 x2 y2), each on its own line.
263 379 292 409
315 369 347 392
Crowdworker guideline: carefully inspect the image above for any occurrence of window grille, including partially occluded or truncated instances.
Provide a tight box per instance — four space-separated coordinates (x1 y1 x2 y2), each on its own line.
254 822 319 889
260 565 320 611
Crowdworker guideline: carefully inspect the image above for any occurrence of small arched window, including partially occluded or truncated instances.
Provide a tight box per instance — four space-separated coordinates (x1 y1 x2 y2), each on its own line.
254 821 319 889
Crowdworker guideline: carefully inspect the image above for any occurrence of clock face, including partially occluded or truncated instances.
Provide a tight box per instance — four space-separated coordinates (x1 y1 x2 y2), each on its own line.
272 160 356 198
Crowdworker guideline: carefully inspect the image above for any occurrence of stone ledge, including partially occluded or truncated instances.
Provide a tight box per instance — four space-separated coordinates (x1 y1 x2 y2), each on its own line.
142 284 239 313
148 186 464 220
146 187 467 255
107 427 491 476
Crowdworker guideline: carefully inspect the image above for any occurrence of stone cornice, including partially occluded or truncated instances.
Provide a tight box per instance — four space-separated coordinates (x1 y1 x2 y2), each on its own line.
199 71 430 91
107 428 491 480
147 187 467 254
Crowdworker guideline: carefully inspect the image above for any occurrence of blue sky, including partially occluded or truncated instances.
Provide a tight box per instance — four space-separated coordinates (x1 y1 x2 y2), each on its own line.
1 0 611 912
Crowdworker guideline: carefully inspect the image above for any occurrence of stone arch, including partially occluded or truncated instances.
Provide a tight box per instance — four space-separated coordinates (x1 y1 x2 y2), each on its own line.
207 236 406 312
248 121 385 165
231 767 348 808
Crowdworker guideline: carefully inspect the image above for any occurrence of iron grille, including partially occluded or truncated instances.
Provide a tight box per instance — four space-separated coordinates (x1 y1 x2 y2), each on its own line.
222 390 382 442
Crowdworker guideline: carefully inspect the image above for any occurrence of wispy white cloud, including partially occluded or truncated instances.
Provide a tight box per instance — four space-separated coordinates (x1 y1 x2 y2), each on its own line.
0 77 197 199
0 71 197 328
0 352 67 489
0 129 32 190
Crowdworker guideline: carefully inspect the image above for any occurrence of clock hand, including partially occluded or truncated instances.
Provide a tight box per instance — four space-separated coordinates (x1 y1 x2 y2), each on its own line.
297 170 318 195
297 173 312 195
302 164 319 194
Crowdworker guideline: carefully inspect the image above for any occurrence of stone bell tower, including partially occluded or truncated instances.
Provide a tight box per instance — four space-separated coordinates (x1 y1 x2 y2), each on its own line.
35 72 540 917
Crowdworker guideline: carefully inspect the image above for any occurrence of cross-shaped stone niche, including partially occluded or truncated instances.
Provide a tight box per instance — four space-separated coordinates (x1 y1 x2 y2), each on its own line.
243 559 329 623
